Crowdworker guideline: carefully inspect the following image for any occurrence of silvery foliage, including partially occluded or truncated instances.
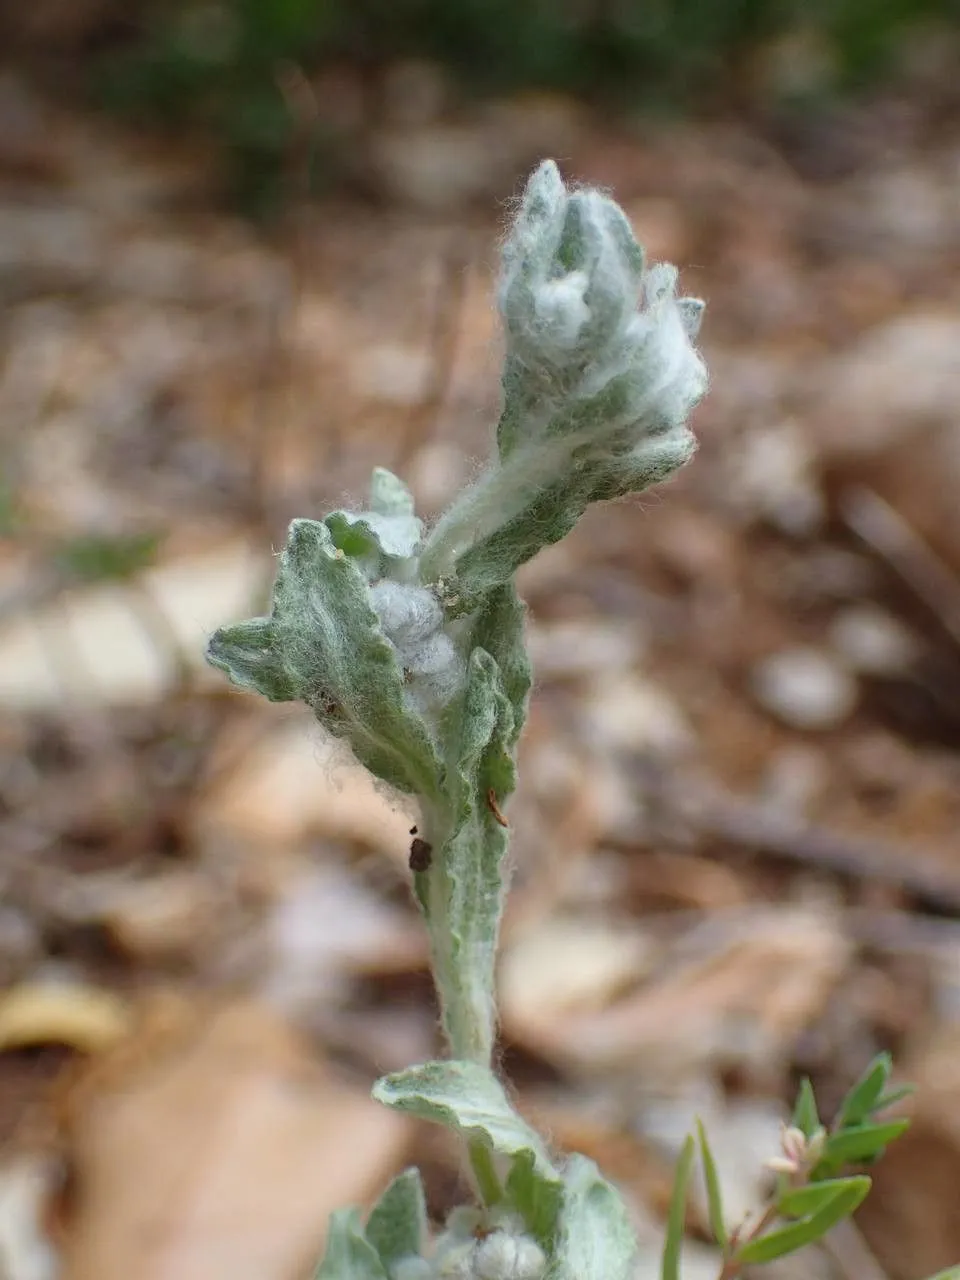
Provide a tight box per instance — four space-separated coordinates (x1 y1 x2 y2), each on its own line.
207 160 707 1280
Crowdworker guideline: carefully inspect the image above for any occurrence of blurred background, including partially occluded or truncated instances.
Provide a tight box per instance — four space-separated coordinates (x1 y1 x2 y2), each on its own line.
1 2 960 1277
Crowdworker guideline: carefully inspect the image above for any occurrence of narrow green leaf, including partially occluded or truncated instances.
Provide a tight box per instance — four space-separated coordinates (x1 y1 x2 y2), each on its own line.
372 1060 558 1178
822 1120 910 1167
507 1149 564 1248
365 1169 426 1271
55 531 160 582
695 1119 728 1250
837 1054 892 1128
792 1078 820 1138
553 1155 637 1280
661 1135 695 1280
314 1208 388 1280
922 1268 960 1280
735 1178 871 1265
778 1178 866 1219
873 1084 915 1113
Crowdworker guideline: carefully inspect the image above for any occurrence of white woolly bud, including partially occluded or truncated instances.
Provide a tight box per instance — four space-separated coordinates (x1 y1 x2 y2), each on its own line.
532 271 591 356
420 161 706 590
474 1232 547 1280
370 581 443 647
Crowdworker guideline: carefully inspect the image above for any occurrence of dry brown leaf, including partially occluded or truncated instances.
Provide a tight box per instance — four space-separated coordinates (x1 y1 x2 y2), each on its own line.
0 984 132 1055
504 908 850 1088
197 723 415 859
57 999 412 1280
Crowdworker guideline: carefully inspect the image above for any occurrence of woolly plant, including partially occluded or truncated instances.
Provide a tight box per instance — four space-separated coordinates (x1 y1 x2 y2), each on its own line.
207 162 914 1280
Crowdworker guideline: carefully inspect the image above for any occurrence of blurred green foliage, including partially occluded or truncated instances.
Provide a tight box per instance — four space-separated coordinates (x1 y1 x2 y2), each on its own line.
97 0 959 211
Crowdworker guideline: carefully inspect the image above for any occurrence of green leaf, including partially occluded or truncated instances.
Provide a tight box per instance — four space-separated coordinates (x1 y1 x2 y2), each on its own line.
553 1154 637 1280
873 1084 915 1113
450 428 694 597
792 1078 821 1139
54 531 160 582
326 470 422 568
778 1178 867 1219
661 1135 695 1280
507 1149 564 1248
372 1060 558 1178
837 1054 892 1128
922 1268 960 1280
207 617 298 702
313 1208 388 1280
821 1120 910 1168
365 1169 427 1271
466 583 531 753
695 1119 728 1250
209 517 442 799
370 467 416 516
734 1177 871 1265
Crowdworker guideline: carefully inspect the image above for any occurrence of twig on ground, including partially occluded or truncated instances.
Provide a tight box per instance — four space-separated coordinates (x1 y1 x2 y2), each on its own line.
841 486 960 651
639 766 960 912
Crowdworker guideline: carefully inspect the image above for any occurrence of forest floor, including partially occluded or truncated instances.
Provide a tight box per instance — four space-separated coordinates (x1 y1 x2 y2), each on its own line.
1 63 960 1280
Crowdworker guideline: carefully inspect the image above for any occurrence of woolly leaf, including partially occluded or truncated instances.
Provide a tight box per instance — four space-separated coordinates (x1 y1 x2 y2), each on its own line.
553 1155 637 1280
314 1208 388 1280
661 1136 695 1280
325 509 422 563
734 1177 870 1265
837 1054 893 1128
207 616 298 702
370 466 417 516
507 1149 564 1249
372 1060 557 1177
210 518 441 798
421 646 517 1062
365 1169 427 1272
466 582 531 751
448 429 695 595
419 163 704 592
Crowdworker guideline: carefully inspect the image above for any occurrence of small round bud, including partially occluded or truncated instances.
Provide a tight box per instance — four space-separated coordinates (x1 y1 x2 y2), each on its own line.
473 1232 547 1280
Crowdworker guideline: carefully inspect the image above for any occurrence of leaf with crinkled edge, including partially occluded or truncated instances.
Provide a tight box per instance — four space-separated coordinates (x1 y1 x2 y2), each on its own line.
373 1061 558 1176
365 1169 427 1272
207 616 299 702
314 1208 388 1280
325 509 423 563
466 584 531 752
420 646 517 1061
553 1155 637 1280
211 518 441 798
325 468 423 574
